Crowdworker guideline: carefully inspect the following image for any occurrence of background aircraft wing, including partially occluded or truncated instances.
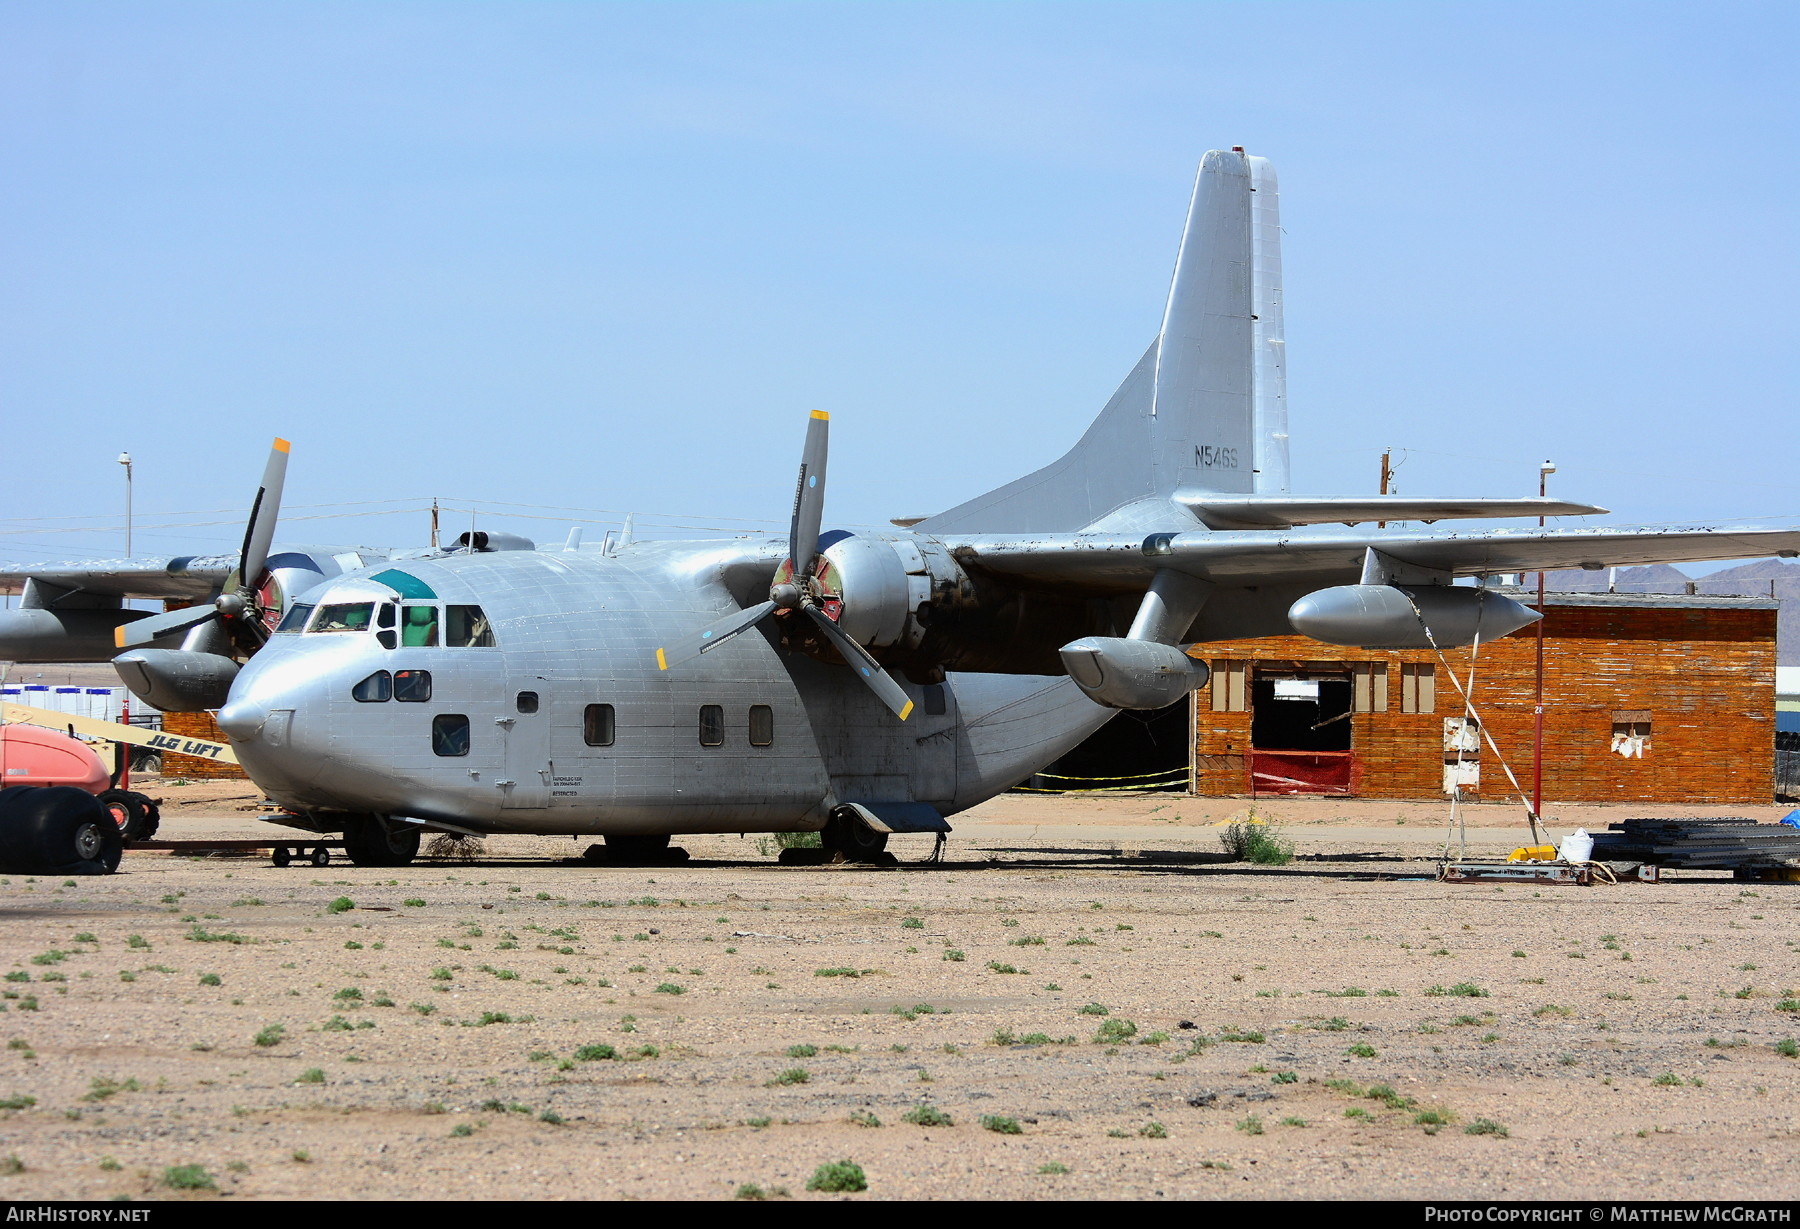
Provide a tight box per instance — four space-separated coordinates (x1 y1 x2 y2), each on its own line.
950 524 1800 594
0 556 235 601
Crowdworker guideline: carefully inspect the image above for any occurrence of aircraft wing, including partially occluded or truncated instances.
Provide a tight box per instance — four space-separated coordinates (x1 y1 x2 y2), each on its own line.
0 555 235 601
949 524 1800 593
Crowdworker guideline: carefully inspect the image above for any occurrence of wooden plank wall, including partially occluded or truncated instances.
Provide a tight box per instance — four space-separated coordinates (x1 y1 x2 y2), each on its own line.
1189 603 1776 804
160 711 248 780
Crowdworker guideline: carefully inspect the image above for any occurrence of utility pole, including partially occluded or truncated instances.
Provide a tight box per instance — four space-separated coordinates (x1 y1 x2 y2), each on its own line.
1532 460 1556 822
1377 449 1393 528
117 453 133 557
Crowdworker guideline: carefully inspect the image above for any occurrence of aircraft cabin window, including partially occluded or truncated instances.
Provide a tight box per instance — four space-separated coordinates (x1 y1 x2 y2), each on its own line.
375 602 397 649
748 705 774 747
445 605 495 647
583 703 615 747
516 691 539 714
432 713 470 757
313 603 375 633
401 604 439 647
352 671 392 703
277 604 314 633
394 669 432 702
698 704 724 747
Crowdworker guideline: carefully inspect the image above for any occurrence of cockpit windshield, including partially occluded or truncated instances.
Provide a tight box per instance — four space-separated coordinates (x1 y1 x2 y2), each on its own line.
311 602 375 633
276 603 314 633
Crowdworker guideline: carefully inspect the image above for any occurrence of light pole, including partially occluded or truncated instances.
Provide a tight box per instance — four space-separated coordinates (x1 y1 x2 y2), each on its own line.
1531 460 1555 822
117 452 133 558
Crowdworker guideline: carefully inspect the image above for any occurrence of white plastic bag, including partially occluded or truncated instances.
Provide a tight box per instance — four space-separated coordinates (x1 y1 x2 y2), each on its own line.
1557 828 1594 864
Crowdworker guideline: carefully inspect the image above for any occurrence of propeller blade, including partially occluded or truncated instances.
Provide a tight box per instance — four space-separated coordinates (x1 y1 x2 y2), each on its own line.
802 604 914 721
113 603 217 651
654 600 778 672
787 411 829 573
238 438 290 589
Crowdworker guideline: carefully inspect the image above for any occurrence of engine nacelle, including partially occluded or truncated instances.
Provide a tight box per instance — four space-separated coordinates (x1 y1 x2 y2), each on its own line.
1288 584 1541 649
112 649 240 713
1058 636 1211 710
816 533 968 651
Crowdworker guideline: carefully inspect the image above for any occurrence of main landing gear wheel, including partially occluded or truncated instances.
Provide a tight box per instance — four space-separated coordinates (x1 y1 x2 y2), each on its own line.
96 789 160 844
0 786 123 875
821 807 890 864
340 816 419 868
585 834 690 866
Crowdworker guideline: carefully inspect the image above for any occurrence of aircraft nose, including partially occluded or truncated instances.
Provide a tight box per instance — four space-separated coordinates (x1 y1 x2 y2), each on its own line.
215 700 266 743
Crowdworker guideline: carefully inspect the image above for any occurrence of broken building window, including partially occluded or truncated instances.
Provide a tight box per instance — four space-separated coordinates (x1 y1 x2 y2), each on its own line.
1611 710 1651 758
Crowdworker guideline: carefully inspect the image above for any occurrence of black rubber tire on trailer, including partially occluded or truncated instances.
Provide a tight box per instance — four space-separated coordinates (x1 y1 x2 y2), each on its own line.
272 846 292 868
95 790 159 844
310 847 330 867
821 808 888 861
340 816 420 868
0 786 123 875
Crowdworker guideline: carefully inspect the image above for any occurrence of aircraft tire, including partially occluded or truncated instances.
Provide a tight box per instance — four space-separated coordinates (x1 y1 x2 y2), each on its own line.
0 786 122 875
340 816 420 868
822 808 888 861
96 790 160 844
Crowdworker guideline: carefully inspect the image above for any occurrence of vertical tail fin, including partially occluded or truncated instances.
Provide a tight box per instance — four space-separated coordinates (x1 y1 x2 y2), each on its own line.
918 149 1287 535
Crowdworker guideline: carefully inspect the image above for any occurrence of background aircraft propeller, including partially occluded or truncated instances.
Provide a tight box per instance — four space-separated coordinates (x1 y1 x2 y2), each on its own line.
656 412 914 721
114 438 290 657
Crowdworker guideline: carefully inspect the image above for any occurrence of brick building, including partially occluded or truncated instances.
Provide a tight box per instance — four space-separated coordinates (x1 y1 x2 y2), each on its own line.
1187 590 1777 805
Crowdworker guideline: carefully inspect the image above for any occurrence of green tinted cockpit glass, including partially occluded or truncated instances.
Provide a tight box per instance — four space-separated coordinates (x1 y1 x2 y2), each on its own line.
311 603 374 633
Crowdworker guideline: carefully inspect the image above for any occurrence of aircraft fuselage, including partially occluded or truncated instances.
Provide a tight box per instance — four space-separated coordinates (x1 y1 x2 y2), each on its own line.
215 539 1113 837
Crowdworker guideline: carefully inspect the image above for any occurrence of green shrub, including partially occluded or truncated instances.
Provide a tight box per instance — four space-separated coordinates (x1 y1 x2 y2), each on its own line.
768 1068 809 1086
573 1044 617 1062
806 1160 866 1193
902 1103 952 1126
980 1114 1023 1135
326 897 354 914
1464 1118 1509 1137
161 1164 215 1190
1220 820 1294 865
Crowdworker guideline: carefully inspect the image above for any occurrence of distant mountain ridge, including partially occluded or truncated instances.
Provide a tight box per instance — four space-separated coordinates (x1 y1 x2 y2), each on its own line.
1539 558 1800 665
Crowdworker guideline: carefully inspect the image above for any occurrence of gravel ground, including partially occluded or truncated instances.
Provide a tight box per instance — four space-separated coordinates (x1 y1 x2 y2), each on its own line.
0 784 1795 1201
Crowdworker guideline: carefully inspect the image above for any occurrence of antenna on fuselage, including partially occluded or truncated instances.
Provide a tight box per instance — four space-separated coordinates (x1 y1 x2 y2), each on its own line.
563 527 583 552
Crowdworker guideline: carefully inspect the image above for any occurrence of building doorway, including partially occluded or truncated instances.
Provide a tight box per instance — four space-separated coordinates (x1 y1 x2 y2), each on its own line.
1249 669 1357 795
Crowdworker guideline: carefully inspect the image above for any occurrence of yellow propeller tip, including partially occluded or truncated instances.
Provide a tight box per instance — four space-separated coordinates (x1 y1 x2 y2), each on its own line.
809 410 829 421
898 701 914 721
655 648 668 671
273 438 291 453
113 626 127 649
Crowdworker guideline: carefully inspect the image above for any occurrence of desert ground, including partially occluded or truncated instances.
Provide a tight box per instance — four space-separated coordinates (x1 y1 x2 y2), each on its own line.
0 781 1795 1201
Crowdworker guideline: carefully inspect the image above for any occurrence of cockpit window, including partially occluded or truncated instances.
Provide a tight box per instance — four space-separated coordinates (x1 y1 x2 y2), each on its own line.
276 603 314 633
312 603 374 633
445 605 495 647
394 670 432 702
401 604 439 647
352 671 392 702
375 602 397 649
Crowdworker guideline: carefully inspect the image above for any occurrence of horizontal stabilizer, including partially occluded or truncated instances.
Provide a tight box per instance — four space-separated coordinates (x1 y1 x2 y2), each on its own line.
1179 495 1608 530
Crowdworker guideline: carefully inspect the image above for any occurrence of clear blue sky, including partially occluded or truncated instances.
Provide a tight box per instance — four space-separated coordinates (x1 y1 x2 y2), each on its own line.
2 1 1795 565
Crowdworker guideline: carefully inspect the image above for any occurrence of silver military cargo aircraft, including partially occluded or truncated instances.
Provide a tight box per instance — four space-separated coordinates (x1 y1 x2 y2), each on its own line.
7 148 1798 868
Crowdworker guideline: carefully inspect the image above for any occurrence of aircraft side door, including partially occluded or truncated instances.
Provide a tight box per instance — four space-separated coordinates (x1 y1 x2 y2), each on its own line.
498 681 551 810
908 681 959 803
